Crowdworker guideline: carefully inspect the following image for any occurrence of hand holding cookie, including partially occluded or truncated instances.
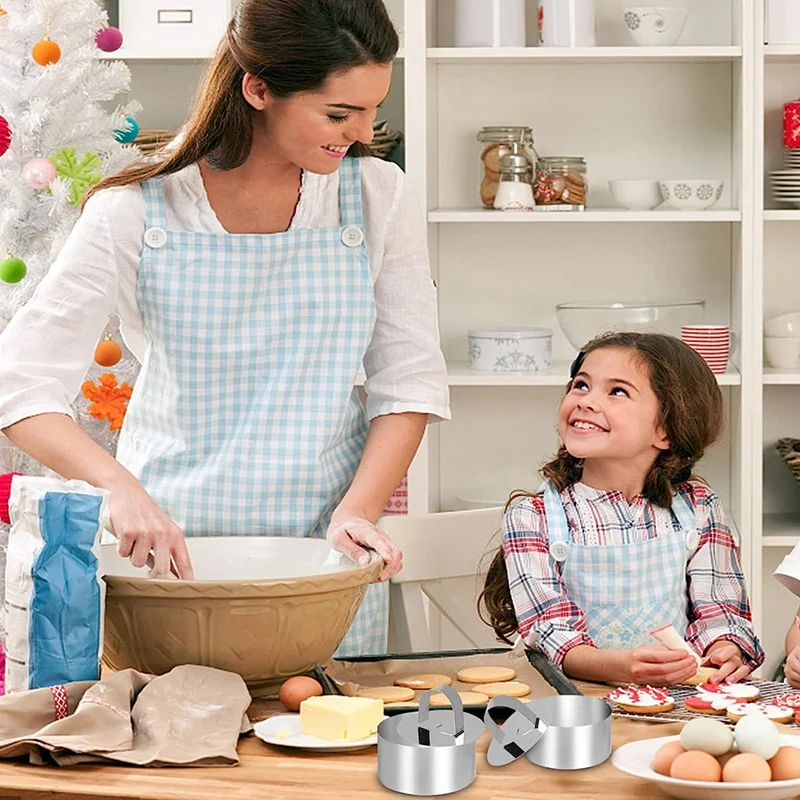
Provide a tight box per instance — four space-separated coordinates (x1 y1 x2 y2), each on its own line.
623 646 700 686
703 641 751 685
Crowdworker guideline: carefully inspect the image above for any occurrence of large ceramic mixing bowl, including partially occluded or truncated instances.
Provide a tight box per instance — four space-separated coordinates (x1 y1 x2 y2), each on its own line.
556 300 705 350
100 537 381 696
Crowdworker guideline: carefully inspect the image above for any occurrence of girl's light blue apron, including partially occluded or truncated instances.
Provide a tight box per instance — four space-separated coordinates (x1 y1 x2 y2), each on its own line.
116 158 387 657
541 480 698 650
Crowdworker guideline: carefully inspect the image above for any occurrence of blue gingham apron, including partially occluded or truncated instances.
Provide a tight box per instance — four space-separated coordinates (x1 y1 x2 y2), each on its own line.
541 480 698 650
115 158 388 658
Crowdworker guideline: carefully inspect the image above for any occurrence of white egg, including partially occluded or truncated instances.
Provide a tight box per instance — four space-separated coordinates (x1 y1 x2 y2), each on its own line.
679 718 734 756
734 715 780 760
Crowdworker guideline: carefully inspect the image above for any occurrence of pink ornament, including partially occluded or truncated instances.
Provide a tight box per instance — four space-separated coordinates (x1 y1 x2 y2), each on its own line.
95 26 123 53
22 158 57 190
0 116 10 157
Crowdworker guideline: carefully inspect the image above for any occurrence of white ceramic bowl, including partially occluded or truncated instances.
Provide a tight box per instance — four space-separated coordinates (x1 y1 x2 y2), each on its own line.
608 180 664 210
659 180 724 211
468 328 552 372
765 311 800 338
765 336 800 369
623 6 688 46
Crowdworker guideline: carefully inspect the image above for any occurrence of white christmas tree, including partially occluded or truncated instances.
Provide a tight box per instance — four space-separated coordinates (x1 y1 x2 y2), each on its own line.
0 0 143 474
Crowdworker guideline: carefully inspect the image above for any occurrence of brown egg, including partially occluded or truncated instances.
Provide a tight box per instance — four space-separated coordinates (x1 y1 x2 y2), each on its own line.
670 750 722 782
279 676 323 711
722 753 771 783
653 741 687 776
770 746 800 781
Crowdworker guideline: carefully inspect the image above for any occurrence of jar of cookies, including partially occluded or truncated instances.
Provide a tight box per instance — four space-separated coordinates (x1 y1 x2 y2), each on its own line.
534 157 588 210
477 126 536 209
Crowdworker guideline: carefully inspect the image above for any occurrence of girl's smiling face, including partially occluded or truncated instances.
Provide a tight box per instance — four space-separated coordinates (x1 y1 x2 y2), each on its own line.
559 346 670 465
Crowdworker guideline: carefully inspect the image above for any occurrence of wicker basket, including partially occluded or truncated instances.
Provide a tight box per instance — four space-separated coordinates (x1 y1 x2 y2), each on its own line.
133 129 178 155
777 438 800 485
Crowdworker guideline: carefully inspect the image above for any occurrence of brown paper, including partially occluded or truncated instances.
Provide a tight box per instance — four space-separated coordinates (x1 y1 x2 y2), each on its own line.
323 648 558 708
0 665 251 767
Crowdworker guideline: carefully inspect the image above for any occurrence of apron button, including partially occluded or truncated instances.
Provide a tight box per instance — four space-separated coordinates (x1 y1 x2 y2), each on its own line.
341 225 364 247
685 530 700 551
549 541 569 563
144 227 167 249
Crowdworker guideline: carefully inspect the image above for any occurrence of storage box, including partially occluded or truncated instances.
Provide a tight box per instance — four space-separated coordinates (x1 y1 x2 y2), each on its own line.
119 0 237 52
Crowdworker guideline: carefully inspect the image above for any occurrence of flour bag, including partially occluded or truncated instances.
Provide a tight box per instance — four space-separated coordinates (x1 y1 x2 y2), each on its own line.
4 475 109 694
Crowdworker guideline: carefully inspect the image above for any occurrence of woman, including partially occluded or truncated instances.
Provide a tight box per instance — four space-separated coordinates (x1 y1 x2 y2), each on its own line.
0 0 449 657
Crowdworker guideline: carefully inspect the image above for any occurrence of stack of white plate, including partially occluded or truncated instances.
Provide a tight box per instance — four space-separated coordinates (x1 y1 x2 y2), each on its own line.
769 149 800 207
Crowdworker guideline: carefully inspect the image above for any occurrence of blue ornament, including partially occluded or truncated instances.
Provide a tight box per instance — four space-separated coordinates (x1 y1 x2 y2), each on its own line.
114 116 140 144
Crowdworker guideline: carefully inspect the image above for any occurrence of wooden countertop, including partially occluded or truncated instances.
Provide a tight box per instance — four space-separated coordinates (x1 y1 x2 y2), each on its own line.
0 679 697 800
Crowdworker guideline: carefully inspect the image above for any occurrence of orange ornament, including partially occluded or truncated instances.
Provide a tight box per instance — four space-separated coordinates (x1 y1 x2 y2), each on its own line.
94 338 122 367
32 38 61 66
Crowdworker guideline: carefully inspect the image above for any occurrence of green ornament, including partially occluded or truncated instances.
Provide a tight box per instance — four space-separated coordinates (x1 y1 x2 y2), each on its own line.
0 256 27 284
50 147 102 206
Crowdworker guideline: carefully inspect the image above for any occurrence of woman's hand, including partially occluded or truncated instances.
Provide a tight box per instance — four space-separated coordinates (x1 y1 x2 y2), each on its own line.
786 645 800 688
621 647 700 686
702 640 751 684
326 509 402 582
109 481 194 579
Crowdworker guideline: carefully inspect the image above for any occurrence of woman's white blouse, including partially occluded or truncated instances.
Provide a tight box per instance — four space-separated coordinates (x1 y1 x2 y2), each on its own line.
0 157 450 428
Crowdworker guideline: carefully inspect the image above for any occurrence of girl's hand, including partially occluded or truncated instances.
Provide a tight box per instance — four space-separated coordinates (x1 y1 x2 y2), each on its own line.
109 482 194 579
326 510 402 582
702 640 751 684
623 647 700 686
786 645 800 688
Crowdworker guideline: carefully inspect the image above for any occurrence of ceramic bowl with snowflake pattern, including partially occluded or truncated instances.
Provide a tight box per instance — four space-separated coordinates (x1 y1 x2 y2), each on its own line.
468 328 552 372
624 7 688 46
659 180 724 211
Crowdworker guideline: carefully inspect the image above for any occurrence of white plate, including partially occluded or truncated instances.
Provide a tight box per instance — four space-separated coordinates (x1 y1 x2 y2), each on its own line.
253 713 380 752
612 735 800 800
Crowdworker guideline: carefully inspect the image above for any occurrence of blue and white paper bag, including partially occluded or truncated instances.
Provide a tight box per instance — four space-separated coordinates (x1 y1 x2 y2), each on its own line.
4 477 109 694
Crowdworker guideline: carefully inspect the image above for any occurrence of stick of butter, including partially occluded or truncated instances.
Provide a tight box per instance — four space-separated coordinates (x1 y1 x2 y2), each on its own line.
300 696 383 742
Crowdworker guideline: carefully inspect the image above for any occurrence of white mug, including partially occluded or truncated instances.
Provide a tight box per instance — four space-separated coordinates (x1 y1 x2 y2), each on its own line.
455 0 527 48
767 0 800 45
538 0 596 47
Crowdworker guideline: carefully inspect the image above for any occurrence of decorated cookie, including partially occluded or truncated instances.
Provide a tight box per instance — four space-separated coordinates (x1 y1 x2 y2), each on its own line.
605 686 675 714
698 682 760 702
771 693 800 711
684 694 730 715
795 709 800 726
726 702 793 724
456 666 516 684
395 674 452 690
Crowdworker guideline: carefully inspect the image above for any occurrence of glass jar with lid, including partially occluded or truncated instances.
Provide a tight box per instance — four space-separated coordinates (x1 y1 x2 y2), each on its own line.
493 145 535 211
534 157 588 210
477 126 536 209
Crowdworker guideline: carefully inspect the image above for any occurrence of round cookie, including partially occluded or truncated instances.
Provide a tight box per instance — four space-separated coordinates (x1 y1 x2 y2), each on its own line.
726 702 793 724
395 674 452 690
456 666 516 684
430 691 489 707
473 681 530 698
605 686 675 714
771 693 800 711
698 682 760 702
357 686 416 703
684 694 728 716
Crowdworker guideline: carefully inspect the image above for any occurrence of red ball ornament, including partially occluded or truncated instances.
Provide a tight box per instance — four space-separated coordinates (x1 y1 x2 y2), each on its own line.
32 38 61 66
95 26 123 53
0 116 9 157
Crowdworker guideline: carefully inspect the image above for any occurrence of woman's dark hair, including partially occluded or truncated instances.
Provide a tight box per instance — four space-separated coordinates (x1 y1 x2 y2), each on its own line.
478 331 725 645
84 0 398 204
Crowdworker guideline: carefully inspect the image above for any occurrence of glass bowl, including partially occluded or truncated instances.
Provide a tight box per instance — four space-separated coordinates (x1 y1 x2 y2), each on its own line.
556 300 706 350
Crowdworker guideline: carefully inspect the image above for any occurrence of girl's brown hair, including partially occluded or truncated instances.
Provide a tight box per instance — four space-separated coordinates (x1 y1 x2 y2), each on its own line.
478 331 725 644
84 0 398 205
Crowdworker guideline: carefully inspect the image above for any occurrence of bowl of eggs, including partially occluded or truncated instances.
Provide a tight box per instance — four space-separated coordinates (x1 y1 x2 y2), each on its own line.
612 715 800 800
100 537 381 697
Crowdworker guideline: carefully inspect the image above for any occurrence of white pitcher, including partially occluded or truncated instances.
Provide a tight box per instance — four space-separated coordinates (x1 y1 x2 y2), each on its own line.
454 0 527 48
767 0 800 45
538 0 596 47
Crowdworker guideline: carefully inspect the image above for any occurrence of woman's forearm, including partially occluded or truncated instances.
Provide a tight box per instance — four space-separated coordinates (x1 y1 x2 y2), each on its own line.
2 413 139 491
336 411 427 523
562 645 628 683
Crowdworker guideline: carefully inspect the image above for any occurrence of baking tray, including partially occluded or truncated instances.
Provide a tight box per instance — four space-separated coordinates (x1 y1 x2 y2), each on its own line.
321 646 579 718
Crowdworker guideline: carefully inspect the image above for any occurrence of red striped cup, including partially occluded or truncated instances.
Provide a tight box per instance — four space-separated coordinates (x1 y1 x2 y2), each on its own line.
681 325 730 374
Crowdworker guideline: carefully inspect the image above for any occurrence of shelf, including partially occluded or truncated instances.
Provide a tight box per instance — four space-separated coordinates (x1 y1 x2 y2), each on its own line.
763 369 800 385
764 210 800 221
102 47 406 62
428 208 742 223
427 46 742 64
763 513 800 547
765 45 800 62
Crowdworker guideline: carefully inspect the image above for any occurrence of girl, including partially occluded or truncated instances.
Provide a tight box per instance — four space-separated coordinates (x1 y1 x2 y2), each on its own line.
480 332 763 686
0 0 450 657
